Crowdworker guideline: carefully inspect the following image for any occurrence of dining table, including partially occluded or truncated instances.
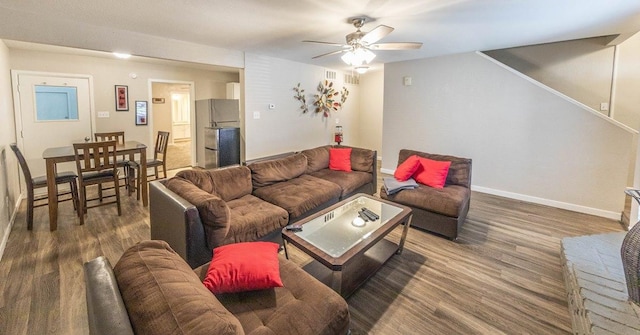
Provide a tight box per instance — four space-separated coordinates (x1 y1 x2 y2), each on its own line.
42 140 148 231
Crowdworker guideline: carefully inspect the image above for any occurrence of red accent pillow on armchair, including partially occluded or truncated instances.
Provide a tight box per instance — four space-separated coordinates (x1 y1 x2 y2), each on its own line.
413 157 451 189
394 155 421 181
202 242 283 294
329 147 352 172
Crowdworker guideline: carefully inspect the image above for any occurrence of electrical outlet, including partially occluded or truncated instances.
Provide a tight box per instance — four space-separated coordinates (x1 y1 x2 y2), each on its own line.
600 102 609 111
97 111 110 118
253 111 261 119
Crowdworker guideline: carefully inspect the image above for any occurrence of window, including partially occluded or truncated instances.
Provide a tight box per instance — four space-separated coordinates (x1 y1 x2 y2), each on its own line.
34 85 79 121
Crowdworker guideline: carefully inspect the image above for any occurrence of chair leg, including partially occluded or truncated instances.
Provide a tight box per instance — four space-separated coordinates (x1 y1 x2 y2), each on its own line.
98 184 103 202
70 180 79 211
154 167 159 180
136 165 141 201
114 178 122 216
27 189 35 230
162 162 167 179
77 184 85 225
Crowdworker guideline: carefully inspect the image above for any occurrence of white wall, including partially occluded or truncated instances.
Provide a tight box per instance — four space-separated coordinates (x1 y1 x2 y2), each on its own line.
383 52 635 218
243 54 360 160
484 37 615 115
357 69 384 158
0 40 21 260
614 32 640 130
10 49 239 147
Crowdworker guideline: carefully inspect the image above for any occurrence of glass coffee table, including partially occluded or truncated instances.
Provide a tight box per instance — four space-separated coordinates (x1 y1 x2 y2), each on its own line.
282 193 412 297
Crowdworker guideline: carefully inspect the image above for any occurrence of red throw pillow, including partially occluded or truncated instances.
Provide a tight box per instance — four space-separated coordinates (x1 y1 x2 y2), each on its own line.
394 155 421 181
413 157 451 189
329 147 352 172
203 242 283 294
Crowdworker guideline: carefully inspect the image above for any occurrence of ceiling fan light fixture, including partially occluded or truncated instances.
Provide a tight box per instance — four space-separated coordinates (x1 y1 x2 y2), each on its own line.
355 66 369 74
341 47 376 67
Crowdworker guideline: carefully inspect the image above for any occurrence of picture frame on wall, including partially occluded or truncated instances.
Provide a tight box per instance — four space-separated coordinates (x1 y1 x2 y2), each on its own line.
115 85 129 111
135 101 148 125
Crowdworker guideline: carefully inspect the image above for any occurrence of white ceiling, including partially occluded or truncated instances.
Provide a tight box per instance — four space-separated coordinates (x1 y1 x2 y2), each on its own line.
1 0 640 71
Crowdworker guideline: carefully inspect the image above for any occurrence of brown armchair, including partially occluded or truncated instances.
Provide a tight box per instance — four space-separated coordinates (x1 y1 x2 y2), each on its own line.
380 149 472 240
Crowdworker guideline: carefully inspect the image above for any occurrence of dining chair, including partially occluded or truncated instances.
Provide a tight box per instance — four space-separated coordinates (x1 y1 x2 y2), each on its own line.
10 143 79 230
128 131 170 200
73 140 122 225
94 131 133 196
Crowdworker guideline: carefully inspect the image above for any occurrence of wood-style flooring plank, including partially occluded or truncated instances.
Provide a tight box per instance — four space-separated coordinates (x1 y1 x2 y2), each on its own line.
0 169 626 335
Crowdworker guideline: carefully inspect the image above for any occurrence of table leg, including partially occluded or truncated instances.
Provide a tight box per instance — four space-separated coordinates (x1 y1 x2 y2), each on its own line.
283 239 290 260
140 148 148 206
46 159 58 231
397 214 413 255
331 270 343 294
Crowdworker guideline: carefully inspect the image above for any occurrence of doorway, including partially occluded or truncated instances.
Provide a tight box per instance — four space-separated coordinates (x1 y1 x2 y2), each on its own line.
150 81 194 170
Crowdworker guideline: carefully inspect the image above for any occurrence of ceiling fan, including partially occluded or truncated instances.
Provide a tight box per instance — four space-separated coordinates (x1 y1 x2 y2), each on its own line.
303 17 422 72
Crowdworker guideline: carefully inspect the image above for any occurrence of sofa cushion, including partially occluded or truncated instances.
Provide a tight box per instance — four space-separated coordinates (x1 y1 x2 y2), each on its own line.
207 166 253 201
398 149 471 188
175 169 217 195
310 169 373 197
194 255 351 335
177 166 252 201
381 184 470 218
165 177 231 246
348 146 376 173
249 154 308 188
253 174 342 220
301 146 330 173
113 240 244 335
203 242 283 294
329 147 352 172
223 194 289 245
413 157 451 189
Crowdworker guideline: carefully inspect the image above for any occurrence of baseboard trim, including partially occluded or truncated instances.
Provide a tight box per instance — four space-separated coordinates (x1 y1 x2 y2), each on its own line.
0 193 23 262
471 186 620 220
380 168 394 175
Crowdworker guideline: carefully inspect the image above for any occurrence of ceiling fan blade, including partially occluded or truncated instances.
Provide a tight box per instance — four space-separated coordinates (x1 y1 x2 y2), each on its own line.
312 49 347 59
369 42 423 50
302 40 345 47
361 25 394 45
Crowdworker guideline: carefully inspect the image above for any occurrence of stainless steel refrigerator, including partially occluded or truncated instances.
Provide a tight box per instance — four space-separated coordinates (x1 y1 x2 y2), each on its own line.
195 99 241 168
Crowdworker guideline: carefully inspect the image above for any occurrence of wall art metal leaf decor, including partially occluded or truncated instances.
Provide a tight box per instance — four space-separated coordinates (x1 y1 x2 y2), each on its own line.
293 81 349 118
293 83 308 113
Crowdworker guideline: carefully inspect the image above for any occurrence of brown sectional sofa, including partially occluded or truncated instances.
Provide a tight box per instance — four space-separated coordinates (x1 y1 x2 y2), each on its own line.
380 149 472 240
84 240 350 335
150 145 376 268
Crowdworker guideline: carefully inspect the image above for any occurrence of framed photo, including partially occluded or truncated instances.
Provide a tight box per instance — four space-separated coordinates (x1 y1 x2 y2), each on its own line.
115 85 129 111
135 101 148 125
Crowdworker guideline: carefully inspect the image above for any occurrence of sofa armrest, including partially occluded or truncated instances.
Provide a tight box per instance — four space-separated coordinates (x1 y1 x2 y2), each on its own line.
83 256 134 335
150 180 211 268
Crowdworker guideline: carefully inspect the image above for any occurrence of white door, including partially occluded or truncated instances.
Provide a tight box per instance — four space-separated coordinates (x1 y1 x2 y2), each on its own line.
14 72 94 180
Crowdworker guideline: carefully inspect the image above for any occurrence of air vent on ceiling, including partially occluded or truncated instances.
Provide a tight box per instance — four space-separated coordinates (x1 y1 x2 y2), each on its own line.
344 73 360 85
325 69 337 80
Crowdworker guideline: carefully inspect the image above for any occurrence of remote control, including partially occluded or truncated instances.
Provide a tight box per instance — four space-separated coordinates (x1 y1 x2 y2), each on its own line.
358 211 370 222
285 224 303 232
362 207 380 220
360 209 376 221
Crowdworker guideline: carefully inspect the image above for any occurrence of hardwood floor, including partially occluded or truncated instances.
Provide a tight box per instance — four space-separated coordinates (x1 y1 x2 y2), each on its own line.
0 172 625 334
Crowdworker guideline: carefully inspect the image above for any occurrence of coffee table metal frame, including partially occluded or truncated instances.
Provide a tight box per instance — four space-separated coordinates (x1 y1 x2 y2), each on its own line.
282 193 412 297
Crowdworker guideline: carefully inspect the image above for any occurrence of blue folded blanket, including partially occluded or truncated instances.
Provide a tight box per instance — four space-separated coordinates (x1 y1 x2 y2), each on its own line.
383 177 418 195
